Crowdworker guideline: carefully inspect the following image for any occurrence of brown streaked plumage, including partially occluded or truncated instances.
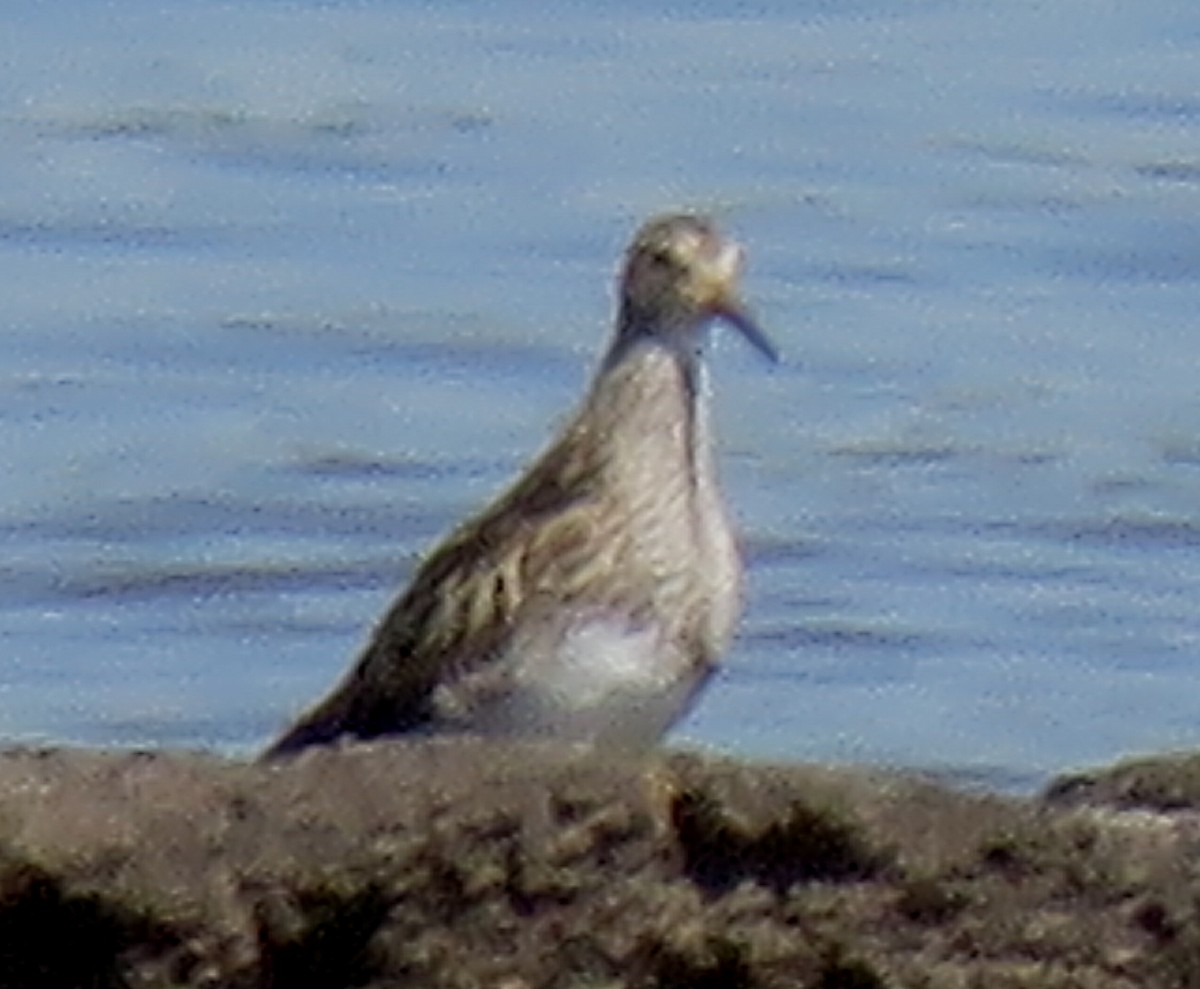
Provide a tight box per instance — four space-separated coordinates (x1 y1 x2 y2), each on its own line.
264 213 776 759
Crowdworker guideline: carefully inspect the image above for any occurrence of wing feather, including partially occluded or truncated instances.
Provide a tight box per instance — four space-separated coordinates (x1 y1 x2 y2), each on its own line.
264 424 609 755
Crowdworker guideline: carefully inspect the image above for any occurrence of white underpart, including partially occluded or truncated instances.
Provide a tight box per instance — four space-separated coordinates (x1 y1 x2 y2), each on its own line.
474 613 704 746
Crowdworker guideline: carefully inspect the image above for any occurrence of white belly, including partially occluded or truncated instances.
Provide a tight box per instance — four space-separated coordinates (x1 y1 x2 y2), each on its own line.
437 612 710 747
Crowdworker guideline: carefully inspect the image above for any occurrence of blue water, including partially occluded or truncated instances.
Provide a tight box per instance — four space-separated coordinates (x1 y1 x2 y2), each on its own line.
3 0 1200 791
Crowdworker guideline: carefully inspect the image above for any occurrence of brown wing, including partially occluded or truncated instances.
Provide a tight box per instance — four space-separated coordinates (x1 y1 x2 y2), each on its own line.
263 421 613 757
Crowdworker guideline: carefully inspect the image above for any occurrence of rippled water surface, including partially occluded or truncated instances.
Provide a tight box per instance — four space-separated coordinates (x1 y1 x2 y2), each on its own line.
4 0 1200 790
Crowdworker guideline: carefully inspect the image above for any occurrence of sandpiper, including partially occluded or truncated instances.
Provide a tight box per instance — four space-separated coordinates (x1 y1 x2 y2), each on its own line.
264 213 776 758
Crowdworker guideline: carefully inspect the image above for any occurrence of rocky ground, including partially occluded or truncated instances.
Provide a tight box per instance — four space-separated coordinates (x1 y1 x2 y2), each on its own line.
3 739 1200 988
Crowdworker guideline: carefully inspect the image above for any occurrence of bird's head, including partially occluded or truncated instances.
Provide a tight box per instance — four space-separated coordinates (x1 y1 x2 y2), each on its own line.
616 213 776 363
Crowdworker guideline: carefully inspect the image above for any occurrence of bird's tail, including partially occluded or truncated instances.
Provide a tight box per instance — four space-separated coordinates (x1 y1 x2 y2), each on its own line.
261 708 346 760
259 682 367 760
260 670 428 760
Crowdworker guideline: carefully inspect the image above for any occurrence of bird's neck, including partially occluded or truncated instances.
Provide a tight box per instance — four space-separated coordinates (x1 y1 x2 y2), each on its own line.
604 311 703 376
585 329 714 499
571 320 740 662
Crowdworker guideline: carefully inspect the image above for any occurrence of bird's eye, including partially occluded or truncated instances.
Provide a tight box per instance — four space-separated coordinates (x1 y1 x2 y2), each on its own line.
647 247 674 268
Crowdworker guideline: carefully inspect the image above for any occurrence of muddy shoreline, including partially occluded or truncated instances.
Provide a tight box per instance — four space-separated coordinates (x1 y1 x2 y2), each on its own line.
3 739 1200 987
